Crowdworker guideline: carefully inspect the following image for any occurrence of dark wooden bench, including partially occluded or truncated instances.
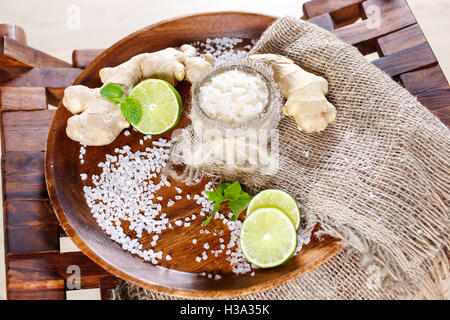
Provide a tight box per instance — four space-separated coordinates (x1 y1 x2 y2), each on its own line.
1 0 448 299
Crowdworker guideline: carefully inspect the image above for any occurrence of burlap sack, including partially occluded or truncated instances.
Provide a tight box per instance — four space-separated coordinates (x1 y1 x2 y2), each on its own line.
113 17 450 300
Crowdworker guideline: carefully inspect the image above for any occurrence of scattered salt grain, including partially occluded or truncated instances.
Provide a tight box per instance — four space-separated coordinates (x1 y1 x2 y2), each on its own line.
80 173 87 181
124 130 130 136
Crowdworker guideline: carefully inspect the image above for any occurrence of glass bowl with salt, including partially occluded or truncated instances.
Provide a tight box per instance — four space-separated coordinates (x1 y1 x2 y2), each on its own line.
169 59 283 184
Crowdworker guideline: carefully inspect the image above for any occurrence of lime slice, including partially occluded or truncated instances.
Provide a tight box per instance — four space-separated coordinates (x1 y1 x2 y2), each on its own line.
247 189 300 230
240 207 297 268
128 79 182 134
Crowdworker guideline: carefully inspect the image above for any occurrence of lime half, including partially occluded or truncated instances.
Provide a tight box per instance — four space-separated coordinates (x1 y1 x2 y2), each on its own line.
240 207 297 268
247 189 300 230
128 79 182 135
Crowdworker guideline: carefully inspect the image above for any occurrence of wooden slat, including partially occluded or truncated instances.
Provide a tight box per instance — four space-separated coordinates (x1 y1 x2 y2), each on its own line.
377 24 426 56
6 200 58 227
6 254 65 300
72 49 103 69
307 13 336 31
99 276 120 300
3 152 48 200
303 0 363 26
6 224 59 255
0 36 71 68
46 87 65 106
1 109 55 152
5 200 59 255
8 288 66 300
0 87 47 110
7 252 109 299
372 42 436 77
0 24 26 44
0 67 82 88
400 65 449 95
333 0 416 47
432 106 450 128
415 86 450 112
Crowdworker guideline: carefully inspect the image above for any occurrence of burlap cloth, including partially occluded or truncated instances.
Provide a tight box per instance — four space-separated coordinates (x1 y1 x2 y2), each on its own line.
113 17 450 300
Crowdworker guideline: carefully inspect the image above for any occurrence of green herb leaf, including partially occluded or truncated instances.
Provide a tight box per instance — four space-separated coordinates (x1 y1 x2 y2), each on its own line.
202 181 252 226
120 97 142 125
100 83 125 104
229 193 252 221
223 181 242 201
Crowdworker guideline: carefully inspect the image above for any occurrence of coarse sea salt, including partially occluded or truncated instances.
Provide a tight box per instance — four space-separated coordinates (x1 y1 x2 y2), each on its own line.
83 138 174 263
198 69 269 124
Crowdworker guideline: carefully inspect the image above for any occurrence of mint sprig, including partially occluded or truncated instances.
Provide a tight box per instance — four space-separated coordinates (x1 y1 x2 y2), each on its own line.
202 181 252 226
120 97 142 125
100 83 142 125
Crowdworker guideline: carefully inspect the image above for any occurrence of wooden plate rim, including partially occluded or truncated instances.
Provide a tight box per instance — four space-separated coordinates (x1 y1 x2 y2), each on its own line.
45 11 342 298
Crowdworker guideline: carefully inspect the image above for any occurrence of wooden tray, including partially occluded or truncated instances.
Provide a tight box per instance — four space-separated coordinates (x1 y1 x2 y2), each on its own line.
2 0 448 300
45 12 342 298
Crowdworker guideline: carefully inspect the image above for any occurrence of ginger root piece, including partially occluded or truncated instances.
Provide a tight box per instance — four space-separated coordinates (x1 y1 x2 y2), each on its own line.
63 45 213 146
63 86 129 146
248 53 336 132
99 44 213 90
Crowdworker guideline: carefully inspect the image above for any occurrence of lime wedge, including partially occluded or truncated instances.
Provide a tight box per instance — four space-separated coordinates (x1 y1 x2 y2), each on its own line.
128 79 182 135
240 207 297 268
247 189 300 230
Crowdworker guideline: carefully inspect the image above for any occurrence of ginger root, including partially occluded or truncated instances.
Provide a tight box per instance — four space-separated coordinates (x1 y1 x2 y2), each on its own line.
248 53 336 132
63 86 129 146
63 45 213 146
99 44 213 90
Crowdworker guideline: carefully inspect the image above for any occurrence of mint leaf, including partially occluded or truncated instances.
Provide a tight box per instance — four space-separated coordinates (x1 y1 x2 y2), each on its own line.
100 83 124 104
205 190 224 203
229 193 252 221
223 181 242 201
120 97 142 125
202 181 252 226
